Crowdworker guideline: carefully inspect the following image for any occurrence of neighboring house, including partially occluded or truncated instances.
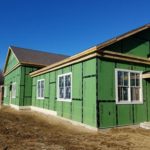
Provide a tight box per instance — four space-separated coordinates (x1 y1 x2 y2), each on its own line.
3 24 150 129
3 46 68 108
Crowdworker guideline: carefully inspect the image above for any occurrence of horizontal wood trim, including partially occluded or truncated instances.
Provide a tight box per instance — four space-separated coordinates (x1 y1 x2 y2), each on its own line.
102 50 150 61
30 52 98 77
4 63 21 76
98 51 150 65
142 74 150 79
31 50 150 77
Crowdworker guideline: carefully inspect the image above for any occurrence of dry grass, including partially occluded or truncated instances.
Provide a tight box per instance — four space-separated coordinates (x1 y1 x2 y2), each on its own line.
0 106 150 150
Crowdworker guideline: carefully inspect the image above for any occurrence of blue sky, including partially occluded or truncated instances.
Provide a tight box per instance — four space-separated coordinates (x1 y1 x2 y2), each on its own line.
0 0 150 69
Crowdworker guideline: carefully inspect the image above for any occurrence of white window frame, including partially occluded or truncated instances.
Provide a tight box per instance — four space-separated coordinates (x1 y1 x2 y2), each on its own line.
4 86 7 98
37 79 45 100
57 72 72 102
12 82 16 99
115 69 143 104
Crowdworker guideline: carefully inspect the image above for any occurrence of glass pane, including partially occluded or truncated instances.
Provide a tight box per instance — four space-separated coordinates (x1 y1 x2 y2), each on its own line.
59 88 64 98
136 73 140 86
118 87 128 101
38 81 40 97
124 72 128 86
65 75 71 86
65 87 71 99
131 87 140 101
130 73 136 86
118 71 123 86
118 87 122 101
38 81 40 88
41 81 44 89
59 77 64 87
123 87 128 101
41 88 44 98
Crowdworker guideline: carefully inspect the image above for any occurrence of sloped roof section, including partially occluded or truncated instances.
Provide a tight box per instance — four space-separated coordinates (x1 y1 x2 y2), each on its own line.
96 24 150 49
30 23 150 77
10 46 69 67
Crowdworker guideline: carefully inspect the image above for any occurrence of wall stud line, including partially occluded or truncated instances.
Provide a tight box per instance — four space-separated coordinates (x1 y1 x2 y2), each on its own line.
70 65 73 120
62 69 64 117
48 73 50 110
96 57 100 128
115 62 118 126
54 71 56 111
81 62 83 123
146 78 149 121
23 67 26 106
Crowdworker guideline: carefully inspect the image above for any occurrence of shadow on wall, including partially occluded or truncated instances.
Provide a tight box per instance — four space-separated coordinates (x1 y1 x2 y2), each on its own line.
103 29 150 56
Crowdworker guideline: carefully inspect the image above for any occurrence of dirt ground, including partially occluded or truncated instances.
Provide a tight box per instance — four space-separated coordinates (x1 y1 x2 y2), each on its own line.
0 107 150 150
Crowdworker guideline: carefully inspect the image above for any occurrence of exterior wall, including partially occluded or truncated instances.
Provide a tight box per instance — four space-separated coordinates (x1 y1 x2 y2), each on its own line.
32 58 97 127
105 36 150 58
4 67 21 105
98 58 150 128
19 66 38 106
4 66 38 106
5 51 18 72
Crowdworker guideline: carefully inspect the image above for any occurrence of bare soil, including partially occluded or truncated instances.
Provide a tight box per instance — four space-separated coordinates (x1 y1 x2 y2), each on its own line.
0 106 150 150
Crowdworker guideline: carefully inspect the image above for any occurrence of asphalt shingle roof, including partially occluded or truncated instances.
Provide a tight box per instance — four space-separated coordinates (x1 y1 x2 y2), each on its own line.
10 46 69 67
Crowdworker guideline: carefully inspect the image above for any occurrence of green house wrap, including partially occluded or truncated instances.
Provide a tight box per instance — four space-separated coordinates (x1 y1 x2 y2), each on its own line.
4 24 150 129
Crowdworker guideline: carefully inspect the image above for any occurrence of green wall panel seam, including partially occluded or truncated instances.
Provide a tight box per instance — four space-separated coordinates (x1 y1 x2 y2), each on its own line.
81 62 83 123
96 58 99 128
115 62 118 126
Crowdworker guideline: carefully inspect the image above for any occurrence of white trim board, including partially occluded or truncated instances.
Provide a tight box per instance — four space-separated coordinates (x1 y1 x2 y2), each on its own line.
30 106 57 116
7 104 97 131
10 104 31 110
55 115 98 131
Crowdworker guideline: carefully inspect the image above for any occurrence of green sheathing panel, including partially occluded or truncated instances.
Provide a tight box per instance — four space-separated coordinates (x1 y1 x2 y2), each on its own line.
49 71 56 110
5 50 19 73
62 66 72 119
123 37 149 58
105 36 150 58
83 77 97 127
98 58 150 128
4 67 21 105
99 102 116 128
32 58 97 127
55 69 63 116
98 59 115 100
19 66 38 106
117 105 133 126
72 63 82 122
146 79 150 121
82 59 97 127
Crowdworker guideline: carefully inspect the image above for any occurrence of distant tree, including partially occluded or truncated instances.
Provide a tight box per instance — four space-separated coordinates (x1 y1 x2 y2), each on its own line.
0 69 4 85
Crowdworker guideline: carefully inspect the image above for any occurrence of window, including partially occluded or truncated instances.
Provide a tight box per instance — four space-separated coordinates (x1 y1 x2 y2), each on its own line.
115 69 142 104
4 86 6 97
57 73 72 102
12 82 16 98
37 79 45 99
